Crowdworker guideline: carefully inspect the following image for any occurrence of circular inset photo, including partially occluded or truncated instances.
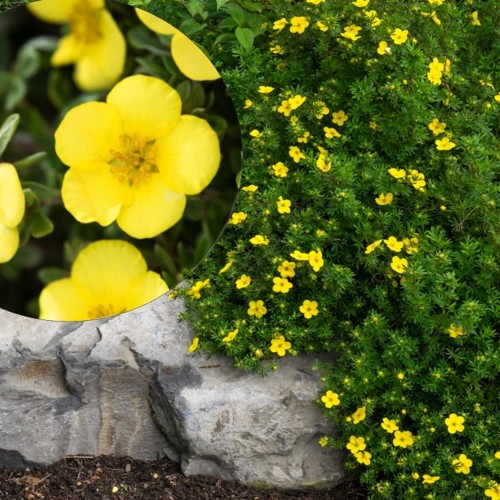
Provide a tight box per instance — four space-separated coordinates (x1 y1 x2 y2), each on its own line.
0 0 241 320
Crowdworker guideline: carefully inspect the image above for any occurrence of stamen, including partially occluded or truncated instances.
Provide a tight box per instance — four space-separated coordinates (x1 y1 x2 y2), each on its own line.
68 0 103 44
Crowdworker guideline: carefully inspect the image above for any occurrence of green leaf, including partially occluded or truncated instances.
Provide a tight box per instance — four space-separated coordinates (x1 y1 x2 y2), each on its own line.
235 27 254 51
216 0 231 10
22 181 59 201
127 26 166 56
15 46 40 80
194 232 214 264
13 151 46 169
5 76 26 112
30 212 54 238
37 267 68 285
0 113 19 157
154 243 178 279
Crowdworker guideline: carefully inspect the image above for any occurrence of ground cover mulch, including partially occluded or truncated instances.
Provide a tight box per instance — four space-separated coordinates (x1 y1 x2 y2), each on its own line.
0 455 367 499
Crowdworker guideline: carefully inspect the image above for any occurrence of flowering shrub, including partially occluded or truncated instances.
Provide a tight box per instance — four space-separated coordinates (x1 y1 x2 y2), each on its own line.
0 0 240 318
149 0 498 498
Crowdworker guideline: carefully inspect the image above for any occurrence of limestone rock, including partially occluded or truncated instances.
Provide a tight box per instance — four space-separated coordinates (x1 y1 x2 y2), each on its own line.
0 293 345 489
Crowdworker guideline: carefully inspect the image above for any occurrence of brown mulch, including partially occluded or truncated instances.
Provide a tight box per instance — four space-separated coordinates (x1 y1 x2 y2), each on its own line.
0 456 367 499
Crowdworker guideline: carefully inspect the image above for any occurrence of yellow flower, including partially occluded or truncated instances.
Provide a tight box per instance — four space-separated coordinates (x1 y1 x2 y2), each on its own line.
318 436 329 447
321 390 340 408
341 25 362 41
316 21 328 32
242 185 258 192
388 168 406 179
270 335 292 356
236 274 251 289
290 250 310 261
332 110 348 125
188 337 199 352
222 328 238 343
352 407 366 424
346 436 366 454
250 234 269 245
249 129 262 138
445 413 465 434
244 99 253 109
0 163 25 263
290 16 309 34
393 430 414 448
270 44 285 55
365 239 382 254
429 57 444 73
272 277 293 293
355 451 371 465
316 156 331 173
375 193 393 205
39 240 168 320
422 475 439 484
258 86 274 94
272 162 289 177
273 18 287 31
187 279 210 299
391 256 408 274
452 454 472 474
428 118 446 135
428 69 443 85
289 146 306 163
28 0 126 91
384 236 404 252
391 28 409 45
229 212 247 225
289 95 307 109
377 41 391 55
308 250 324 272
471 11 481 26
278 261 296 278
352 0 370 7
412 472 420 480
278 99 294 117
485 482 500 500
381 418 399 433
55 75 220 239
448 323 464 338
436 137 456 150
247 300 267 318
300 300 319 319
306 0 325 4
277 196 292 214
218 261 233 273
324 127 341 139
135 9 220 81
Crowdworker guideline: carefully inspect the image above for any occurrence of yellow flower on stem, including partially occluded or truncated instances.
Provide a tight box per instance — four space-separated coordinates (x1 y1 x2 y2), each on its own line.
299 300 319 319
187 279 210 299
236 274 251 289
422 475 440 484
28 0 126 91
393 430 414 448
436 137 456 151
39 240 168 320
222 329 239 343
321 390 340 408
352 406 366 424
391 28 409 45
135 9 220 81
247 300 267 318
381 418 399 433
485 482 500 499
290 16 309 34
346 436 366 454
355 451 371 465
387 168 406 179
308 250 324 272
375 193 393 205
272 277 293 293
188 337 199 352
278 261 296 278
55 74 220 239
332 110 348 126
365 239 382 254
390 256 408 274
377 41 390 55
341 25 362 41
0 163 25 263
276 196 292 214
384 236 404 252
428 118 446 135
448 324 464 338
270 335 292 356
452 454 473 474
445 413 465 434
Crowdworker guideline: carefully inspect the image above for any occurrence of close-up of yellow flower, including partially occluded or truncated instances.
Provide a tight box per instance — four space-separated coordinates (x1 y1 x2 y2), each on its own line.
324 127 341 139
381 418 399 433
346 436 366 454
258 86 274 94
452 454 473 474
448 324 464 338
0 163 25 264
27 0 126 91
308 250 324 272
352 407 366 424
273 17 287 31
384 236 404 252
222 328 239 343
422 475 440 484
270 335 292 356
188 337 199 352
332 110 348 126
289 16 309 34
250 234 269 245
135 8 220 81
355 451 371 465
393 430 414 448
55 74 220 239
436 137 456 150
39 240 168 320
375 193 393 205
299 300 319 319
187 279 210 299
428 118 446 135
228 212 247 225
445 413 465 434
276 196 292 214
247 299 267 318
485 482 500 500
289 146 306 163
352 0 370 7
390 255 408 274
377 41 390 55
271 162 289 177
387 168 406 179
236 274 251 289
365 239 382 254
391 28 409 45
272 276 293 293
321 390 340 408
278 261 296 278
341 25 362 41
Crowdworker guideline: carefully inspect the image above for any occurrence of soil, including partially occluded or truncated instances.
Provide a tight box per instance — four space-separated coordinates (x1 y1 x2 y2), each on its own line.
0 456 367 499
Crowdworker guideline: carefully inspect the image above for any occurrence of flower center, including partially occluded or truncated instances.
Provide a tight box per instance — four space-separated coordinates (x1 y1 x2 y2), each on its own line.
109 134 159 186
68 0 103 45
87 303 124 320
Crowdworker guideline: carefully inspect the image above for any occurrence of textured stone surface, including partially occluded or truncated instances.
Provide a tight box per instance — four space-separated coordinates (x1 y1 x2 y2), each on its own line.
0 294 345 489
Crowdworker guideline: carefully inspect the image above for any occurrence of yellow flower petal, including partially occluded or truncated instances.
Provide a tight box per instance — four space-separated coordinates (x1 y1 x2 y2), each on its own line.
156 115 220 195
0 163 25 228
0 226 20 264
51 34 85 66
26 0 76 23
61 166 131 226
39 278 89 321
125 271 169 311
55 102 122 170
171 33 220 81
117 176 186 239
106 75 182 140
72 10 126 91
71 240 148 310
135 8 179 35
136 9 219 81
